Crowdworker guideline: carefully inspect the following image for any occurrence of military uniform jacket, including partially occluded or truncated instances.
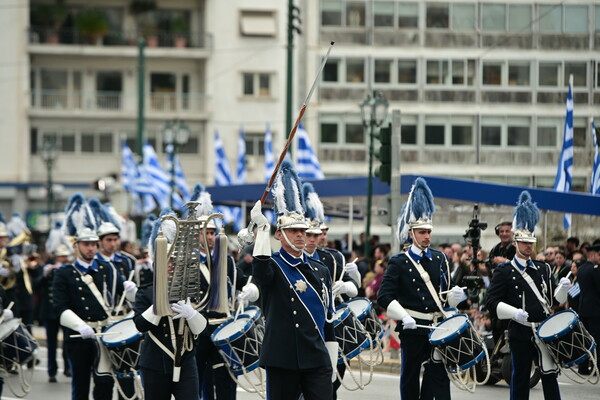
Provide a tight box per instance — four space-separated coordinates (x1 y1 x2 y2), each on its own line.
52 259 124 341
485 259 556 339
576 261 600 318
310 248 357 303
253 249 335 370
378 248 452 336
35 264 61 321
133 286 197 374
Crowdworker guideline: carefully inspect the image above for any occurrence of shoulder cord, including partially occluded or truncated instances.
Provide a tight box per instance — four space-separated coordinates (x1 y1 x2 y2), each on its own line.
73 267 111 318
406 253 449 319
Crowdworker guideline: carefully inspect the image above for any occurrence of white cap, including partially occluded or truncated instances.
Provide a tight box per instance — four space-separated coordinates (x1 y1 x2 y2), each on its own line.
409 217 433 231
75 228 100 242
306 220 322 234
277 212 309 231
513 228 536 243
97 222 120 237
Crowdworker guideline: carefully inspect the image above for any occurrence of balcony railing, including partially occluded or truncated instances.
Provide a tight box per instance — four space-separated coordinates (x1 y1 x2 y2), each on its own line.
31 90 209 113
28 27 212 49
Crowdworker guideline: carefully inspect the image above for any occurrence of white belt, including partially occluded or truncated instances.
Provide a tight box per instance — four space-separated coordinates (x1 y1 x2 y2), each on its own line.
406 309 444 322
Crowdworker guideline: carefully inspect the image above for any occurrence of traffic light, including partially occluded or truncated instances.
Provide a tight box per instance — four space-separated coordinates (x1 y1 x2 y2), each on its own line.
375 123 392 185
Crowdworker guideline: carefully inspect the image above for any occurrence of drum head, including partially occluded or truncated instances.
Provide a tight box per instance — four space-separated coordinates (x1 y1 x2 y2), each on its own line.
537 310 578 341
429 314 469 344
0 318 20 341
101 318 142 347
333 305 350 325
211 316 253 344
242 306 261 321
346 298 371 320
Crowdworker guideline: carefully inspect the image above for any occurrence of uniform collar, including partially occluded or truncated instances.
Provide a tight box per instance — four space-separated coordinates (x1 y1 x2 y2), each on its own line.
514 256 534 271
97 252 114 262
75 258 98 273
304 249 320 261
280 248 306 267
408 244 431 262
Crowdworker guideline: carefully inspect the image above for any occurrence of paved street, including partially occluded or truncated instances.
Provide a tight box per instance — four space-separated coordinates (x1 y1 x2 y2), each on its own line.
4 343 599 400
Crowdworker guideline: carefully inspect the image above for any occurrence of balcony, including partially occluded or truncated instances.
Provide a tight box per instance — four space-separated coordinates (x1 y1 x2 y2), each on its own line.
28 26 212 49
30 90 210 115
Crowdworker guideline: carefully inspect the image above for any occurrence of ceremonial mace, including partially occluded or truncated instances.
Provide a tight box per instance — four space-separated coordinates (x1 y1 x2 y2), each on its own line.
238 41 335 247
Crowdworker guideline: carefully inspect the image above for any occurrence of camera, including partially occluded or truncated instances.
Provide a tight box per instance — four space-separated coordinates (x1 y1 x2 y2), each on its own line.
463 204 487 252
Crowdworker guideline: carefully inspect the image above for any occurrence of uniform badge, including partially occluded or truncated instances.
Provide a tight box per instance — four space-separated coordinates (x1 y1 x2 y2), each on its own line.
294 280 307 293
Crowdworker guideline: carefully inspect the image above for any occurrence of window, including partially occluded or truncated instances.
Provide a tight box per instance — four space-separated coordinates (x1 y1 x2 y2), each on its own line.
373 2 394 27
565 62 587 87
482 4 505 31
178 136 198 154
537 126 557 147
321 0 342 26
539 63 560 86
41 69 67 108
452 3 475 31
573 122 587 147
346 59 365 83
320 117 364 147
539 5 562 33
482 62 502 85
425 125 445 145
452 125 472 145
596 5 600 32
240 10 277 37
374 59 392 83
151 72 176 110
242 72 272 97
321 123 338 143
508 4 531 32
346 2 365 27
81 133 113 153
508 63 530 86
398 2 418 28
401 124 417 145
96 71 122 109
345 123 364 144
43 132 75 153
507 125 529 147
565 5 588 33
323 59 340 82
398 60 417 83
245 134 265 156
481 126 501 146
427 60 449 84
426 3 449 28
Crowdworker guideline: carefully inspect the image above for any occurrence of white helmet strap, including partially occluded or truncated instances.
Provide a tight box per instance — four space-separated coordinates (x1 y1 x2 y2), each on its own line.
281 229 304 253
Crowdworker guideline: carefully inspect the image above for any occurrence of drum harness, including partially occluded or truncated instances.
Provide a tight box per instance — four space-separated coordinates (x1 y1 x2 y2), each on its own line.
510 260 559 375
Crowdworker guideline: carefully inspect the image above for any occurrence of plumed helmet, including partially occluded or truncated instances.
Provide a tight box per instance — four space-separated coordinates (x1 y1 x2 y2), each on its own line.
272 160 308 230
7 212 28 239
189 183 217 230
148 208 177 259
89 198 121 238
97 222 120 237
397 177 435 243
512 191 540 243
54 244 72 257
63 193 97 240
75 227 99 242
303 183 325 234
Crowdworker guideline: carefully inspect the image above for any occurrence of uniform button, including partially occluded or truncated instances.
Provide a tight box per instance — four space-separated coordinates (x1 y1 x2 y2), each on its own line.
515 286 518 289
409 269 412 272
81 297 85 300
75 277 80 280
85 306 89 310
518 295 522 298
425 307 429 311
295 324 299 328
291 298 294 302
417 288 420 291
79 287 83 291
412 279 416 282
422 297 425 300
293 311 297 315
512 277 516 280
164 334 169 337
163 323 167 327
100 266 104 269
87 317 91 320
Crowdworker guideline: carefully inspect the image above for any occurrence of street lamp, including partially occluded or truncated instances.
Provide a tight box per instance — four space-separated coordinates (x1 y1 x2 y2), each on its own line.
163 120 190 208
360 91 389 259
40 137 60 226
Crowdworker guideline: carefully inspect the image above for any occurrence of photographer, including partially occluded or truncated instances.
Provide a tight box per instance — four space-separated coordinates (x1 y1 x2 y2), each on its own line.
461 205 487 306
486 221 515 275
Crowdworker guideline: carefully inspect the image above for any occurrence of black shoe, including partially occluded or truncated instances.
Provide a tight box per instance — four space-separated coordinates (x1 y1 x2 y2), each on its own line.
49 376 57 383
64 369 71 377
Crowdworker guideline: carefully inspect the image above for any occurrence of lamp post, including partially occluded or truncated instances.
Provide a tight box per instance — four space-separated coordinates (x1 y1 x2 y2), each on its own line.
40 137 59 226
163 120 190 209
360 91 389 259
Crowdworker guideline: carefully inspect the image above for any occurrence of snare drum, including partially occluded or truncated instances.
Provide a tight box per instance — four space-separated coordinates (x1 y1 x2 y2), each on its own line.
345 298 384 344
536 309 596 368
0 318 38 368
211 315 260 376
101 318 143 374
429 314 485 372
333 304 370 364
242 306 265 341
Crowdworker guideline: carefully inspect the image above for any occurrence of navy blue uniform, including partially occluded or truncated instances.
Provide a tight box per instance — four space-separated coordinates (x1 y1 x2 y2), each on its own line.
53 259 124 400
378 248 452 400
133 286 200 400
253 249 335 400
576 262 600 350
485 259 561 400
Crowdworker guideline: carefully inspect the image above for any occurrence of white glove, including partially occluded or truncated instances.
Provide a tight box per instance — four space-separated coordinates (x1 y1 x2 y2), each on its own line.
325 341 339 383
171 299 197 320
448 286 467 307
77 324 95 339
344 262 358 275
250 200 268 229
554 277 571 303
0 267 9 278
332 281 357 297
513 309 529 323
401 315 417 330
558 277 571 290
2 309 13 321
238 283 259 303
123 280 137 292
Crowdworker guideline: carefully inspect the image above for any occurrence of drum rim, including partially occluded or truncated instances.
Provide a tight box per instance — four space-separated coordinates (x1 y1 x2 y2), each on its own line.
456 349 486 371
101 318 143 346
536 309 579 341
230 359 260 376
564 341 596 368
337 337 371 364
345 297 372 318
333 304 351 323
211 315 254 344
429 314 469 344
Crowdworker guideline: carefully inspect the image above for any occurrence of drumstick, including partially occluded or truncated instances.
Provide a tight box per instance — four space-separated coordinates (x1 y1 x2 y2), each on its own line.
414 324 450 331
439 286 467 295
69 331 122 338
565 271 572 280
116 270 135 314
234 276 253 321
0 301 15 325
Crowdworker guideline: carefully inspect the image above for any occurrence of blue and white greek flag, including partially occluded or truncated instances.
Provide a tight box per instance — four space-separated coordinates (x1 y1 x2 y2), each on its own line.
236 129 247 184
264 123 275 183
568 282 580 298
214 130 240 229
591 119 600 195
143 143 171 209
553 75 574 229
296 123 324 180
165 144 190 206
121 141 136 192
121 141 156 214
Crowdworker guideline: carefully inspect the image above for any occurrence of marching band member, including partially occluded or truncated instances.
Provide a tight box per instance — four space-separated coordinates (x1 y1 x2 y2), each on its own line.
133 208 208 400
575 243 600 372
240 161 338 400
378 178 466 400
486 191 564 400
